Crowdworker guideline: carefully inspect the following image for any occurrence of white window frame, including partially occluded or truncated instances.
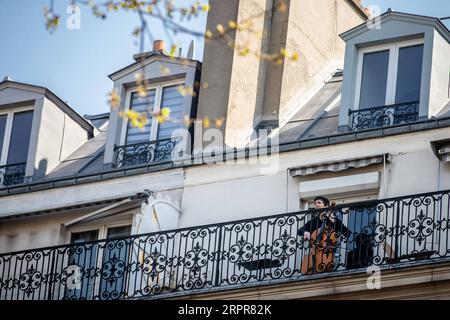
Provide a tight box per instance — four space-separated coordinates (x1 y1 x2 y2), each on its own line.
66 221 133 244
300 192 379 211
0 106 34 167
119 79 186 146
354 38 424 110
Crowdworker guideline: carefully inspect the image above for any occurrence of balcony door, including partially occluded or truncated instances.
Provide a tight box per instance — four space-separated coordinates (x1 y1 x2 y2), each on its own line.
355 40 424 128
0 109 34 186
303 193 379 271
117 81 186 166
122 81 186 146
66 229 99 300
99 225 132 298
66 225 131 300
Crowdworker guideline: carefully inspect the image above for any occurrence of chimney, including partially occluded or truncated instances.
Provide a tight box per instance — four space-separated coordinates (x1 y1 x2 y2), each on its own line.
153 40 165 53
133 40 166 61
196 0 368 147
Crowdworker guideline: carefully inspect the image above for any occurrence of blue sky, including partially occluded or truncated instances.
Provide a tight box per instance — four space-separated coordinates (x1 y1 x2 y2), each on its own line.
0 0 207 116
0 1 449 116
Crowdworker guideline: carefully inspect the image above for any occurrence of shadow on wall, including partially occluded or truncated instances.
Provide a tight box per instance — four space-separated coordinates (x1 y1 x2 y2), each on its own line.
32 159 48 182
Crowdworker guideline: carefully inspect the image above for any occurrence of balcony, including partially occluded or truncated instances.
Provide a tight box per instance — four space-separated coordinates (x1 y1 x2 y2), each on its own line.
113 138 178 168
1 189 449 300
349 101 419 131
0 163 26 186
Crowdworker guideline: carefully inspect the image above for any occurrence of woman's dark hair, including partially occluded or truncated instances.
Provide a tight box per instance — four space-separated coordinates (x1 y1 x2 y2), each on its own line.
313 196 330 207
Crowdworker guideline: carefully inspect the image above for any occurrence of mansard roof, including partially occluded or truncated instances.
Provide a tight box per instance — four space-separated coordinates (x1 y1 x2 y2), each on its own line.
2 69 450 200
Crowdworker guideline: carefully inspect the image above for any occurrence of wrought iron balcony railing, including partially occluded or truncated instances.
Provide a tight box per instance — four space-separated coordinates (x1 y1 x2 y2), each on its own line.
1 189 450 300
0 163 26 187
349 101 419 131
113 138 178 168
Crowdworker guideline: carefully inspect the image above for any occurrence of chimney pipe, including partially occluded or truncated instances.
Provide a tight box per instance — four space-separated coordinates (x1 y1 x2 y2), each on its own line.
133 40 167 61
153 40 165 53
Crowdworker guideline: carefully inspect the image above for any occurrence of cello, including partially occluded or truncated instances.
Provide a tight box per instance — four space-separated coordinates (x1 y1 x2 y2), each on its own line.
301 209 339 275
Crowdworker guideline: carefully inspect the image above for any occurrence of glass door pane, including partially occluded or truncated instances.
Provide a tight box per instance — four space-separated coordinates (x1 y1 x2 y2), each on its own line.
157 85 185 140
0 115 6 161
1 111 33 185
67 230 99 299
100 226 132 299
7 110 33 164
395 44 423 104
345 207 377 269
125 90 156 145
359 50 390 109
123 90 157 166
0 115 7 186
393 44 423 124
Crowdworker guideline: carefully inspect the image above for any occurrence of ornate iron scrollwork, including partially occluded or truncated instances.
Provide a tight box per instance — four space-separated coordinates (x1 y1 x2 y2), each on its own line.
349 101 419 131
1 189 449 300
114 138 178 168
0 162 26 186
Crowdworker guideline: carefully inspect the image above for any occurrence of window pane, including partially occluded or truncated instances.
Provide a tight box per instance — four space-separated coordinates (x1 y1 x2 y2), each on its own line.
7 111 33 164
346 207 377 269
395 44 423 104
101 226 132 296
68 230 99 299
125 90 156 144
70 230 99 243
158 85 185 140
0 115 6 161
107 225 131 239
359 50 390 109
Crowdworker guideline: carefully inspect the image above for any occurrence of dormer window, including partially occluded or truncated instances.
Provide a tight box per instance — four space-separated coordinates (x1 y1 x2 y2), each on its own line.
113 79 190 168
352 39 424 130
357 40 424 108
123 81 185 145
105 41 201 169
339 11 450 133
0 108 34 186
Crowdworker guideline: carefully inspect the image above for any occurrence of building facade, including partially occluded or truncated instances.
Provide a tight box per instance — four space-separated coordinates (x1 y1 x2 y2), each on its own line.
1 1 450 300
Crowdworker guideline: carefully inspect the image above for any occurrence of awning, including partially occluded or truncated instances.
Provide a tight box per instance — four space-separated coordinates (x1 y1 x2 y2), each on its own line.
289 154 392 177
0 193 148 222
63 195 148 227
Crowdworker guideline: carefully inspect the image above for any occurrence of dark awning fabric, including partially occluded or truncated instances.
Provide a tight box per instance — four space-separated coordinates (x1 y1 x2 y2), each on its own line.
289 154 392 177
0 193 148 222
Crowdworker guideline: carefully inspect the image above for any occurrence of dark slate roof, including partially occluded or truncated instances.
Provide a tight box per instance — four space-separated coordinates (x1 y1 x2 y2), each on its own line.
45 130 107 179
278 71 342 144
84 113 109 131
3 68 450 197
38 73 344 181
